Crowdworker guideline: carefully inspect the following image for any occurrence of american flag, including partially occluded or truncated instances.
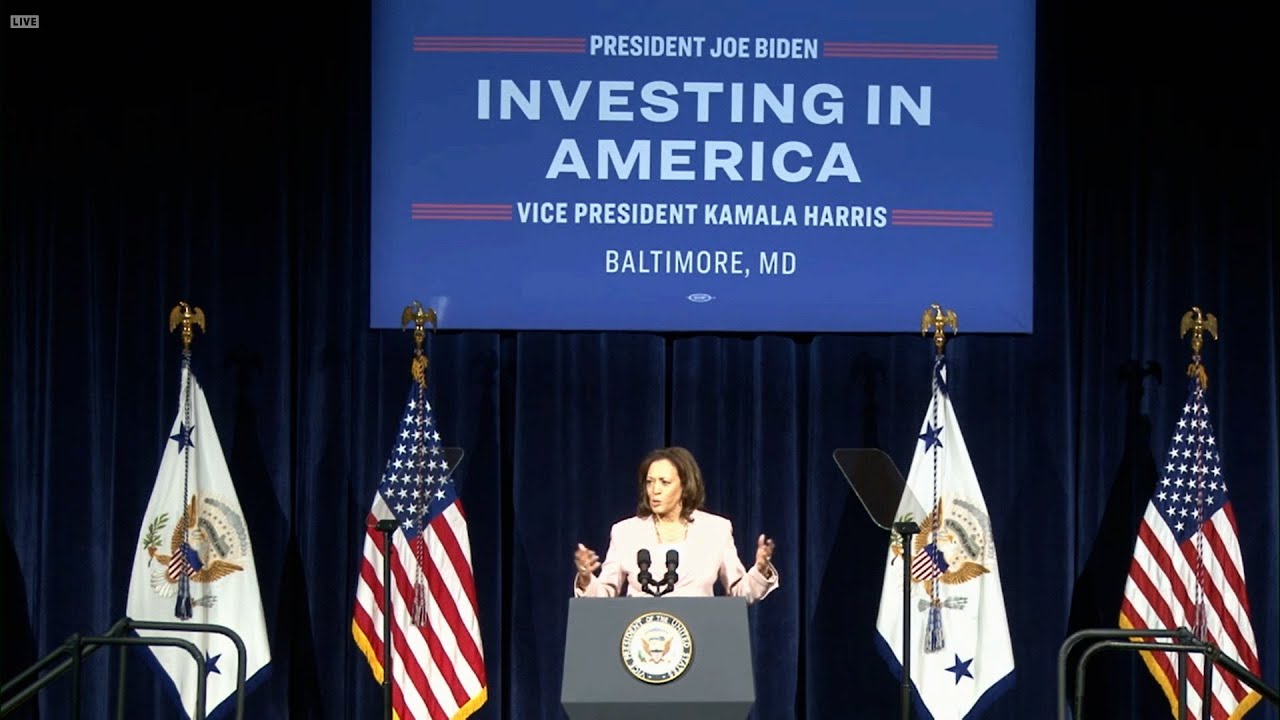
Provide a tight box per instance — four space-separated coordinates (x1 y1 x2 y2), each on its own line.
1120 380 1261 719
352 384 488 720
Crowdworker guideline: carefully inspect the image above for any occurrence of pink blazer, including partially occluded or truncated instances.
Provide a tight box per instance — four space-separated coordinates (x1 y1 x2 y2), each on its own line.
574 509 778 604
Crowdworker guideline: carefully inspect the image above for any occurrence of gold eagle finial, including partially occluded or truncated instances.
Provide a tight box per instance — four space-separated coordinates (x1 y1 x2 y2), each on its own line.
400 301 438 388
168 302 206 351
921 304 958 355
1180 306 1218 389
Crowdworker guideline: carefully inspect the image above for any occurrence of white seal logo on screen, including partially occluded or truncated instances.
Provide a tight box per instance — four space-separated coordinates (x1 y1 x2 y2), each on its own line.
620 612 693 683
686 293 715 303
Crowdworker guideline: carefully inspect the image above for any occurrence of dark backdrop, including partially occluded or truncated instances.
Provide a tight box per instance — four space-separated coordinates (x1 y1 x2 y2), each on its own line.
3 2 1277 719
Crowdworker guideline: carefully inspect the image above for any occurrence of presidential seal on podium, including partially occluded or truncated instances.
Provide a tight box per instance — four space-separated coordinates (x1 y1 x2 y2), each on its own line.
620 612 694 684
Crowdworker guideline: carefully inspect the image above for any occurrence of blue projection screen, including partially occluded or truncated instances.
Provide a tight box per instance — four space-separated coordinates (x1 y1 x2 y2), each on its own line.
370 0 1035 332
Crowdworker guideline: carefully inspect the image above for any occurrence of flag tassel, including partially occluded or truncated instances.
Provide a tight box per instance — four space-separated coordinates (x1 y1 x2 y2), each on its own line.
412 579 429 627
925 597 945 652
174 575 194 620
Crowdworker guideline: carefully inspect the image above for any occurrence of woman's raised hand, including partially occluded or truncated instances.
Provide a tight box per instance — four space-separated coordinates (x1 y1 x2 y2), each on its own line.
574 543 600 589
754 534 776 577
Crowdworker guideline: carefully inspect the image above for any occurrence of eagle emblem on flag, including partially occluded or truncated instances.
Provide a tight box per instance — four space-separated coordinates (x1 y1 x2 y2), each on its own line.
892 497 992 602
141 495 247 600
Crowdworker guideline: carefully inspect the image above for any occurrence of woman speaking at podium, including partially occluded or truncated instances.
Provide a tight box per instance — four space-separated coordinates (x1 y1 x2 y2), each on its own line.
573 446 778 603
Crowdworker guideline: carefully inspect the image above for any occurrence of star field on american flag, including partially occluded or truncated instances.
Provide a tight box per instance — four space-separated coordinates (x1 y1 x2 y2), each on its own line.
1155 388 1226 543
377 395 455 541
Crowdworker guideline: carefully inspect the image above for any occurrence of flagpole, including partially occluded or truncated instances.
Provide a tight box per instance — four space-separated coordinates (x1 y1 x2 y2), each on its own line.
373 301 439 720
1179 305 1219 714
402 300 438 631
897 304 958 720
893 520 918 720
1181 306 1214 642
376 518 397 720
167 301 207 622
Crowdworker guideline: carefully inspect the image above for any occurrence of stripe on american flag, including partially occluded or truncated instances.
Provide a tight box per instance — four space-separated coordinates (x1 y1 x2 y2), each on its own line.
354 497 486 720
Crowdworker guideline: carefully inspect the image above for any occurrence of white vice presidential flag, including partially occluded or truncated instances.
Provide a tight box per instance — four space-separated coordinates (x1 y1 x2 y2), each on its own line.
126 363 271 718
875 358 1014 719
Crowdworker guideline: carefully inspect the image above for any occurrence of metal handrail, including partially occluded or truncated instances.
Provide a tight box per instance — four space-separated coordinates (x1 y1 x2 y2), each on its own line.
1078 640 1203 720
1 618 130 705
1058 627 1280 720
0 617 247 720
1057 627 1193 720
72 636 207 720
123 619 247 720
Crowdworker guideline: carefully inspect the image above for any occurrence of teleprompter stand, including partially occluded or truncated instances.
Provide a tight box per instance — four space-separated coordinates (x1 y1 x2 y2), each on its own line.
834 448 924 720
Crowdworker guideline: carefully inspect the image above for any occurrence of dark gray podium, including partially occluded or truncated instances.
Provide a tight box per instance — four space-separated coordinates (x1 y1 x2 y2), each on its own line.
561 597 755 720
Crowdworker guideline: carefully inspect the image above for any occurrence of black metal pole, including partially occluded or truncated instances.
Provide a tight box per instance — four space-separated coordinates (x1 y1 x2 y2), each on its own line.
1207 646 1280 704
70 635 83 720
377 519 398 720
116 644 128 720
0 645 70 717
1202 657 1213 720
1177 652 1188 720
894 521 919 720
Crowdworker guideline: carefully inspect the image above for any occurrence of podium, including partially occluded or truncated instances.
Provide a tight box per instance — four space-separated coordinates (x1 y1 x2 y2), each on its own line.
561 597 755 720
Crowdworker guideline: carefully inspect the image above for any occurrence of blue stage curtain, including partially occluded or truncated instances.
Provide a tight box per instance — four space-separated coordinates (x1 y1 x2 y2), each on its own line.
2 2 1276 719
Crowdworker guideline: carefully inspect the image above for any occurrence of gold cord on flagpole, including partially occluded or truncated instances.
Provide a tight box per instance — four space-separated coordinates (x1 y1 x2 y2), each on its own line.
921 303 958 355
168 302 206 351
1180 306 1218 389
401 300 438 389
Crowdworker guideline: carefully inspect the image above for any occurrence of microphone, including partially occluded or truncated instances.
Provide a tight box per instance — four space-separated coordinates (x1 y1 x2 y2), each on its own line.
660 549 679 595
636 549 656 595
